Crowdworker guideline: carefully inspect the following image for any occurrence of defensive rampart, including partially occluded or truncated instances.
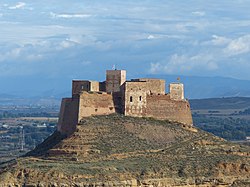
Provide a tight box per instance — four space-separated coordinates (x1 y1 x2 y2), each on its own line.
58 92 117 136
146 94 193 125
78 92 116 119
57 97 79 136
57 69 193 136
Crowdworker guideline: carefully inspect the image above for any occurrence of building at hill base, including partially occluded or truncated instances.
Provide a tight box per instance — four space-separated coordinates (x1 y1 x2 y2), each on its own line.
58 70 193 136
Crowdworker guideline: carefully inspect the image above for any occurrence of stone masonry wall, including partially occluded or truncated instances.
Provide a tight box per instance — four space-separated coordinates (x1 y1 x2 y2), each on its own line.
146 94 193 125
132 78 165 95
57 97 79 136
78 92 116 119
123 82 148 117
72 80 100 95
169 83 184 101
90 81 100 92
106 70 126 93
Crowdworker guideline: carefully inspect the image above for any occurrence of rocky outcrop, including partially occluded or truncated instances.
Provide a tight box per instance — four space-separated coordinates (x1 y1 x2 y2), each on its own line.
0 114 249 186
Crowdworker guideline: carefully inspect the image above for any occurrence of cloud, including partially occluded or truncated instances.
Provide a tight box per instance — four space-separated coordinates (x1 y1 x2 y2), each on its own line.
8 2 26 10
1 0 250 81
150 53 218 75
0 47 22 62
147 35 155 40
211 35 231 46
224 35 250 56
50 12 92 19
192 11 206 16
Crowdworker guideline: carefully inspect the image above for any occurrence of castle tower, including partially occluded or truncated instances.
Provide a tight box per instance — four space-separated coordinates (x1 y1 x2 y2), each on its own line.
169 83 184 101
72 80 100 96
106 70 126 93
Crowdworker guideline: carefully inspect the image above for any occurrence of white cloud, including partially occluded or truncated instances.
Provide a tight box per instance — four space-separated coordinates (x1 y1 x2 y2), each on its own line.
58 40 76 49
150 62 161 74
147 35 156 40
211 35 231 46
0 47 22 62
224 35 250 56
192 11 206 16
9 2 26 10
50 12 92 19
150 53 218 74
26 54 43 61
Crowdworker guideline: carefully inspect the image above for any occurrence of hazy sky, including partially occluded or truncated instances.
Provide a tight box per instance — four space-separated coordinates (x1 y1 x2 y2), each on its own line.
1 0 250 83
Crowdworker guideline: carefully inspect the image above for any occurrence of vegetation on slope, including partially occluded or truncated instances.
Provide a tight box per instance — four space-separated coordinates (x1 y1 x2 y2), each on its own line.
190 97 250 141
0 114 249 186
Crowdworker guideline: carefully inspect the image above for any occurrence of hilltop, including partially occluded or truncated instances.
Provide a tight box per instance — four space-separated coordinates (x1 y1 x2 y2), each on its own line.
0 114 249 186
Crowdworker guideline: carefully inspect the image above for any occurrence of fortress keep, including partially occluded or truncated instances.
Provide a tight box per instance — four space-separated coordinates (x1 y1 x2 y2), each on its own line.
58 70 193 136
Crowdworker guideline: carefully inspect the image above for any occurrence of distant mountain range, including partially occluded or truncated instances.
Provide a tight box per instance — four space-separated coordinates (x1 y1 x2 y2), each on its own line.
145 75 250 99
189 97 250 110
1 75 250 101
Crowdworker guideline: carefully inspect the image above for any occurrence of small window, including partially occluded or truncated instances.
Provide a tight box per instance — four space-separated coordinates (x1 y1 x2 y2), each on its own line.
139 96 142 101
130 96 133 102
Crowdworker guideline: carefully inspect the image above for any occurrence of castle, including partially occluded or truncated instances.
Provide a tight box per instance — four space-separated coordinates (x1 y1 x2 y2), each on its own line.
58 70 193 136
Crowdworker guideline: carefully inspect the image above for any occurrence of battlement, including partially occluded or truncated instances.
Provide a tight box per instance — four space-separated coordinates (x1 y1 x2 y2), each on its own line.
58 69 193 136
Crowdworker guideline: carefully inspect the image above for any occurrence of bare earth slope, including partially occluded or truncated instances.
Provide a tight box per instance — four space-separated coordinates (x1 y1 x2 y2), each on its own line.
0 114 250 186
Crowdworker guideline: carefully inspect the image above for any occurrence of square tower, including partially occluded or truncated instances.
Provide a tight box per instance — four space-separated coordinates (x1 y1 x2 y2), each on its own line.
72 80 100 96
169 83 184 100
106 70 126 93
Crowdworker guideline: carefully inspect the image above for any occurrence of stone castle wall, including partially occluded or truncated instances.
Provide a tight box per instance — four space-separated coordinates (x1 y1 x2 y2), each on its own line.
78 92 116 119
72 80 100 95
146 94 193 125
122 82 147 117
169 83 184 100
131 78 165 95
106 70 126 93
57 70 193 136
58 92 193 135
57 97 79 135
58 92 116 136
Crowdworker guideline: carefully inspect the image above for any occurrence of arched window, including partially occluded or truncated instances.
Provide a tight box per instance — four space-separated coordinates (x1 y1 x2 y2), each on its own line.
130 96 133 102
139 96 142 101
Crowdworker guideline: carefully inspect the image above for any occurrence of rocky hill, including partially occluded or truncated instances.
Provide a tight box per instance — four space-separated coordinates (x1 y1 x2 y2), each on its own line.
0 114 249 186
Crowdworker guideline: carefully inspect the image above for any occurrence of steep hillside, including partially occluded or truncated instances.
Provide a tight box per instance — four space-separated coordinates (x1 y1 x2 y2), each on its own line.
0 114 249 186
